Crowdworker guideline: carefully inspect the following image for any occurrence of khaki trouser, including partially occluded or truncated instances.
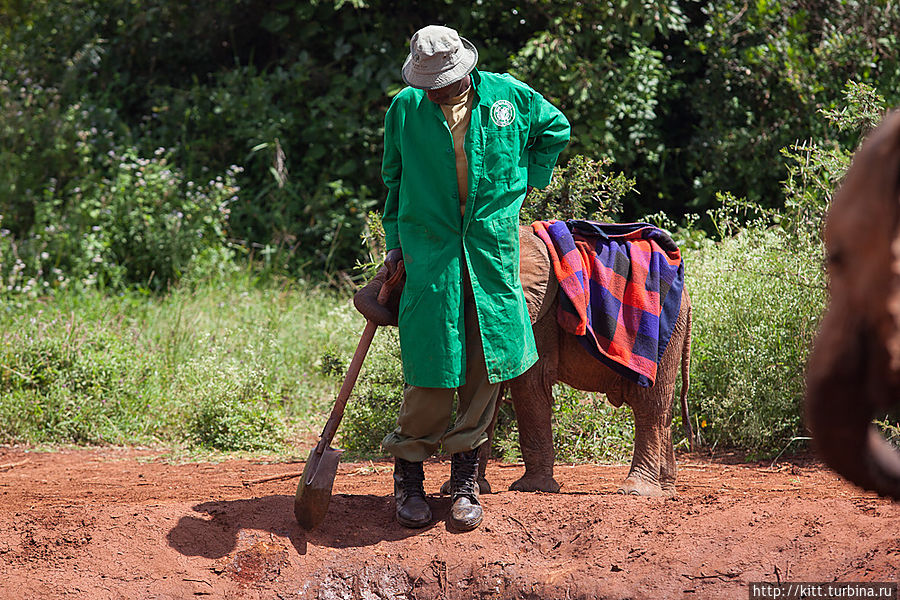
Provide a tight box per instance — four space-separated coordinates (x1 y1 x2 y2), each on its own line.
382 269 501 462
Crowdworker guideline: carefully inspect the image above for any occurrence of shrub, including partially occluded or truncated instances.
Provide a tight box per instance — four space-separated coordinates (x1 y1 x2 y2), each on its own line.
0 314 149 444
87 149 240 289
186 396 281 452
520 155 634 224
682 81 893 456
683 1 900 215
685 223 825 454
176 335 283 452
0 148 239 294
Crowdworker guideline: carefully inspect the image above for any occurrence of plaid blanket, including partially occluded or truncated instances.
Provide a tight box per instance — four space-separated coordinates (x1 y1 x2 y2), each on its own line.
532 219 684 387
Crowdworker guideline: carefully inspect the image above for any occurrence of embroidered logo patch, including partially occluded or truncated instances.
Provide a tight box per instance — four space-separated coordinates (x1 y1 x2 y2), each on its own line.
490 100 516 127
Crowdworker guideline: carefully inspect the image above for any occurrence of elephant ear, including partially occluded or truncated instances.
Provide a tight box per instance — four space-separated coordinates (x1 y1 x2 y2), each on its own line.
518 225 557 324
353 266 402 326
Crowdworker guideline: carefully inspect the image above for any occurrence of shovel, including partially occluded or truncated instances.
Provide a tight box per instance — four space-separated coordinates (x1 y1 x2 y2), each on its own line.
294 263 404 530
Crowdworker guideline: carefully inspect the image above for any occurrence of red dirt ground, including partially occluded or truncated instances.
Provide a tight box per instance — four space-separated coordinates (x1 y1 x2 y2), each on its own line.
0 447 896 600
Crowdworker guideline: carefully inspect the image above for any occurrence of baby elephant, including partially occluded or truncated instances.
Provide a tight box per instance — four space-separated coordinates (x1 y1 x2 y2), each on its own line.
805 111 900 500
494 226 692 497
447 226 692 497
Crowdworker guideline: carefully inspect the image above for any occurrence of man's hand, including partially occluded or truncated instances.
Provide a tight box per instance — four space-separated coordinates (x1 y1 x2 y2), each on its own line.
384 247 403 276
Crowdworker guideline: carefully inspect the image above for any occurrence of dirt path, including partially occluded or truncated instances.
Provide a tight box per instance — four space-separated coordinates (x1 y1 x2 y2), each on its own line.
0 447 896 599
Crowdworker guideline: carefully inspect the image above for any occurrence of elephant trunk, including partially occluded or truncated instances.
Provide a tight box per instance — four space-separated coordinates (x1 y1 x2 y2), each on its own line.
806 324 900 500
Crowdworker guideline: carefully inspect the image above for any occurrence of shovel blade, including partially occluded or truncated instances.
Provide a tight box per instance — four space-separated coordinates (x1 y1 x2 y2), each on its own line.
294 445 343 530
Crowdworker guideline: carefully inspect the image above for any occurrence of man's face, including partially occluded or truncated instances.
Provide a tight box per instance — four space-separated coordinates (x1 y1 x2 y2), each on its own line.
426 75 471 104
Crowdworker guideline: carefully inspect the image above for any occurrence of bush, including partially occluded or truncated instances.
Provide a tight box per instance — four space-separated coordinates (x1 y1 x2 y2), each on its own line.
177 340 283 452
0 316 150 444
520 155 634 224
186 397 281 452
686 222 825 454
683 1 900 215
0 148 239 294
681 81 893 456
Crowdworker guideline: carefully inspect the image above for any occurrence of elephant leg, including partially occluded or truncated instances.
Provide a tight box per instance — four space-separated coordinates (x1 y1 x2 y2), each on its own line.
508 372 560 493
619 398 671 497
659 423 677 494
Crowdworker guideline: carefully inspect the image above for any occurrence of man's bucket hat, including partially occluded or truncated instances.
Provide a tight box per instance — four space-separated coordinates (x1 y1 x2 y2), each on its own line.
401 25 478 90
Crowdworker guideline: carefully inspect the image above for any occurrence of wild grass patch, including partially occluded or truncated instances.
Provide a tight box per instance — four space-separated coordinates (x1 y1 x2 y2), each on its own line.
0 276 357 453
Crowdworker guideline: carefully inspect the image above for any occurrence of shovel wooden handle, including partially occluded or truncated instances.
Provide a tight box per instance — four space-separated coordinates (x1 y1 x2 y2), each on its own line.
315 319 378 454
312 262 405 456
377 260 405 304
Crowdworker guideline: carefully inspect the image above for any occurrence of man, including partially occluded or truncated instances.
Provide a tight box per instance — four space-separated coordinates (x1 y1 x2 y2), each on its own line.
380 25 570 531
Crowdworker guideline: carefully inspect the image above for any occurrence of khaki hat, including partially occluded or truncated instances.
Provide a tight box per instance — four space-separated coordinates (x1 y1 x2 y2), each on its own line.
401 25 478 90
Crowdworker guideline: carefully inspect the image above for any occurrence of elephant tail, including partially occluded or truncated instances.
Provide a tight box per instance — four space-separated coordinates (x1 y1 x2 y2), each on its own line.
680 302 694 451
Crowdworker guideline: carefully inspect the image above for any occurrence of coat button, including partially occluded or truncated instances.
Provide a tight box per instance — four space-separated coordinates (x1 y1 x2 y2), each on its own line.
446 148 452 153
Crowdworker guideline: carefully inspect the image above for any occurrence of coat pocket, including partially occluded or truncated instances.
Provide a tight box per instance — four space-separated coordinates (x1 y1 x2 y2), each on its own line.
482 127 525 184
489 214 522 288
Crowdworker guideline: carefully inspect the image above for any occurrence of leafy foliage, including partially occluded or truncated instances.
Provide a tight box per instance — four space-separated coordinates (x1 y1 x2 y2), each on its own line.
0 148 238 293
337 327 405 458
686 224 825 454
3 0 900 460
509 1 686 218
521 155 635 224
4 0 900 279
683 1 900 214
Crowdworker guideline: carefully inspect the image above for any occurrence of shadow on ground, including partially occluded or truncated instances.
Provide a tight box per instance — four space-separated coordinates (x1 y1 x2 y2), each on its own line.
166 492 454 558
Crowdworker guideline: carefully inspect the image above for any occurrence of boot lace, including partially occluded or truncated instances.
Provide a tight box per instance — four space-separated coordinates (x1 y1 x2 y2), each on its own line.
397 459 425 498
451 449 479 499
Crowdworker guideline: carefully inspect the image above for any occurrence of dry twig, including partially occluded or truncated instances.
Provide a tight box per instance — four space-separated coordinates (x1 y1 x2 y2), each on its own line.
0 458 30 471
243 472 303 486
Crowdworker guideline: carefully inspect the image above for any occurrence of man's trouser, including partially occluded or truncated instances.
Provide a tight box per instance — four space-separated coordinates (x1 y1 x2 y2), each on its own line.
382 271 501 462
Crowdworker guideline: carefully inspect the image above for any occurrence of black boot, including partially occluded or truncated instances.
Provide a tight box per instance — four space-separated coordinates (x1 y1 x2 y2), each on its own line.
449 449 483 531
393 458 432 528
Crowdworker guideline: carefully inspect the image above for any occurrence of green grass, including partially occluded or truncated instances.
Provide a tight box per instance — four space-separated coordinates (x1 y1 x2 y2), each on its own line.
4 221 879 462
0 273 363 454
0 269 640 462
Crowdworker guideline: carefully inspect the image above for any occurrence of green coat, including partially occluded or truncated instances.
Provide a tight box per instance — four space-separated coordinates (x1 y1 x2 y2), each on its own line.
382 69 570 388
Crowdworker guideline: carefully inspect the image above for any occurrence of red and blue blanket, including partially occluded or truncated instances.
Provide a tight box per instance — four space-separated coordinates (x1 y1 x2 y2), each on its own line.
532 219 684 387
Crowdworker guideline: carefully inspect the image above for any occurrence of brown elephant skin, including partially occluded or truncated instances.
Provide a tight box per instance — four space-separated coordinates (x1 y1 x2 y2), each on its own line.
805 110 900 500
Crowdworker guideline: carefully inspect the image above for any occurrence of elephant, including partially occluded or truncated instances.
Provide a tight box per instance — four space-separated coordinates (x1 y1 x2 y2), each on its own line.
354 223 693 497
805 110 900 500
480 225 693 497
